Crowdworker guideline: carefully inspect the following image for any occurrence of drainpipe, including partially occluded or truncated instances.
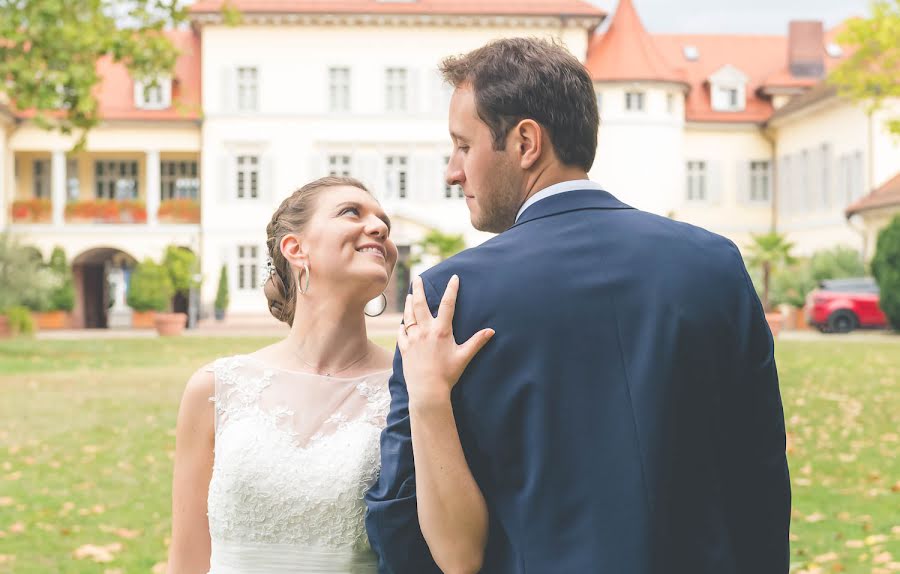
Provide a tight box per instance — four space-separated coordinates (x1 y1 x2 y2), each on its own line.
762 125 778 233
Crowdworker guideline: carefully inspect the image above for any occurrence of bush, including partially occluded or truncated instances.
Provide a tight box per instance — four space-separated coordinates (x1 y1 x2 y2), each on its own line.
215 265 229 312
47 246 75 312
127 259 174 312
771 246 867 308
872 215 900 331
163 246 200 298
0 233 49 313
6 305 34 336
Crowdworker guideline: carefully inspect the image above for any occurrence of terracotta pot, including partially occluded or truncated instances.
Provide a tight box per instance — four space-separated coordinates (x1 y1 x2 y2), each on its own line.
0 315 10 339
765 312 783 338
794 308 809 331
131 311 158 329
33 310 70 330
154 312 187 336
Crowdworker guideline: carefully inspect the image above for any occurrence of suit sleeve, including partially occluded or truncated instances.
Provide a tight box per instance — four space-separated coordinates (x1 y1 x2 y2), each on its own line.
364 280 442 574
722 254 792 574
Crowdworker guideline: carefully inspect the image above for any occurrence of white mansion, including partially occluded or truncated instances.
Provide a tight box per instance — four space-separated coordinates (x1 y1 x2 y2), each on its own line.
1 0 898 326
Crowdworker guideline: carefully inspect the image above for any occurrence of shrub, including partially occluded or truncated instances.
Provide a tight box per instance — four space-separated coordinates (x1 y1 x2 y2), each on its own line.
127 259 174 312
871 215 900 331
6 305 34 336
215 265 229 312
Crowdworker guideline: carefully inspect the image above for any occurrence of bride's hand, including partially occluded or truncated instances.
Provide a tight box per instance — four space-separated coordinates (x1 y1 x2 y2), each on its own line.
398 275 495 407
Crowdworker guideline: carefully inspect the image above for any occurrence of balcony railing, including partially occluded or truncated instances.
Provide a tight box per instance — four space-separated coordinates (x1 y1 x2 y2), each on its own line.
11 199 52 223
158 199 201 223
65 200 147 224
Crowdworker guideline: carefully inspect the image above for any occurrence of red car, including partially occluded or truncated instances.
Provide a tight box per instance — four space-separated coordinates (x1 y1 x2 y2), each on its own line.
805 277 888 333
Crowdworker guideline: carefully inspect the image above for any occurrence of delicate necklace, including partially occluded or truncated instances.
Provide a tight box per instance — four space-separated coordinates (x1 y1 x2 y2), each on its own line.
297 348 370 377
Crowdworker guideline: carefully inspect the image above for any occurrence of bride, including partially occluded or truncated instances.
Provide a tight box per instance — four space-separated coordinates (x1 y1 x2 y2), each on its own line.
165 176 490 573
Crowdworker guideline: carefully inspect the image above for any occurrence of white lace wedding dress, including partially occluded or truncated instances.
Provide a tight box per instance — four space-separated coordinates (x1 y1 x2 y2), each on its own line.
205 354 392 573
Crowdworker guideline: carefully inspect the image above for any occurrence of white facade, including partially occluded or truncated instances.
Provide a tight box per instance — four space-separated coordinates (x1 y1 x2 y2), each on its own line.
199 19 595 313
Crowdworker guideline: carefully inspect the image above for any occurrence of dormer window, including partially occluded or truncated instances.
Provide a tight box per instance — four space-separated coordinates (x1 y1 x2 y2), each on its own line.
708 65 748 112
134 77 172 110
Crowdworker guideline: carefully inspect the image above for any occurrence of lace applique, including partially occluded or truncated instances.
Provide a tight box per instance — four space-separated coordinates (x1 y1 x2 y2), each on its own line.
206 356 391 551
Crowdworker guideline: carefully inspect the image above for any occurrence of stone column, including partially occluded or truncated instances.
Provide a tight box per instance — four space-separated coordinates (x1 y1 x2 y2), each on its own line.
145 149 160 225
51 150 66 226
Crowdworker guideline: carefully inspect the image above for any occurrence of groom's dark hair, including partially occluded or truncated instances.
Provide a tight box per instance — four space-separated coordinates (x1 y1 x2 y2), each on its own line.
439 37 599 172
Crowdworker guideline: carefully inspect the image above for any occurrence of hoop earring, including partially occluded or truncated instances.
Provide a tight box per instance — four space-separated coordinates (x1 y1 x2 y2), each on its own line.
365 293 387 317
298 263 310 295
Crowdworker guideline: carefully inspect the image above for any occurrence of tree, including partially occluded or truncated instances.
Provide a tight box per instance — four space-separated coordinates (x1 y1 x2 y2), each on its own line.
0 0 187 146
771 246 867 308
0 233 49 312
47 247 75 312
829 0 900 136
746 232 796 312
215 265 229 313
163 245 200 299
871 215 900 330
414 230 466 263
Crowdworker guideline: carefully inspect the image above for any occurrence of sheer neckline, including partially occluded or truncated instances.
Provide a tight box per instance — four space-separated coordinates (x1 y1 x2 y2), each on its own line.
239 354 392 382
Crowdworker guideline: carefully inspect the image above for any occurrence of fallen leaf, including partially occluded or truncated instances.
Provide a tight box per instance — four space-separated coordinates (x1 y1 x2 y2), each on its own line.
73 543 122 563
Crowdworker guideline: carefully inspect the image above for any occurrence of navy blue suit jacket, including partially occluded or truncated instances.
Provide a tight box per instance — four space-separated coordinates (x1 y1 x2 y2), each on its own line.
365 189 791 574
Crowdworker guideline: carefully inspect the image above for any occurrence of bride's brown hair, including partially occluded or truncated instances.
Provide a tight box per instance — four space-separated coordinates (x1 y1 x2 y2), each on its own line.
264 176 371 326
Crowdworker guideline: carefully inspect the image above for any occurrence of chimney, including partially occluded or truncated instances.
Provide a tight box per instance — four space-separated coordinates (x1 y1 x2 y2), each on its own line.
788 21 825 78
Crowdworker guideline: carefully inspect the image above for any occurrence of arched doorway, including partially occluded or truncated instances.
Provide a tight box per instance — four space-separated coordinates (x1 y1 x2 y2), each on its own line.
72 248 137 329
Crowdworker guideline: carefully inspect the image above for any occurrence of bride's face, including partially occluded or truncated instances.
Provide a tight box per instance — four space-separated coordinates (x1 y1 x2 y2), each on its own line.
299 186 398 299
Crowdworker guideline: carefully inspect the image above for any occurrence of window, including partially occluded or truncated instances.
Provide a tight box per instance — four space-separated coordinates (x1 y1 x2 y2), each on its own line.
712 84 745 112
625 91 644 112
237 245 259 291
237 67 258 111
33 159 51 199
666 93 675 114
134 78 171 110
329 67 351 112
385 68 408 112
820 144 831 208
749 161 771 202
161 161 199 200
385 155 408 199
66 158 79 201
686 161 707 201
236 155 259 199
328 154 352 177
444 156 463 199
95 160 138 200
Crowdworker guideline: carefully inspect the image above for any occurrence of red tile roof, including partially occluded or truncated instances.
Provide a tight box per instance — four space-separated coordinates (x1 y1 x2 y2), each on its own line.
15 30 201 122
846 172 900 216
584 0 686 86
189 0 604 17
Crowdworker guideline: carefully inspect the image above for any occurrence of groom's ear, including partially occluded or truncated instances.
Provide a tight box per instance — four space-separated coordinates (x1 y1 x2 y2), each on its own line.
514 119 542 170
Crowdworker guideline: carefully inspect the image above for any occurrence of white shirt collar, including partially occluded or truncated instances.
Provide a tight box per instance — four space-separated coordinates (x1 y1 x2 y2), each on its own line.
515 179 604 222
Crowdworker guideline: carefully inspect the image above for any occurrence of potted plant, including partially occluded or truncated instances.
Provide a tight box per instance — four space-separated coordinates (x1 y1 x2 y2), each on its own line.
158 246 201 335
127 258 175 333
214 265 229 321
746 232 796 337
32 247 75 329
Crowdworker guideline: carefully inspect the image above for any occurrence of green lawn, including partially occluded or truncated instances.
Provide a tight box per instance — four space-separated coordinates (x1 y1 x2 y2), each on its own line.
0 337 897 573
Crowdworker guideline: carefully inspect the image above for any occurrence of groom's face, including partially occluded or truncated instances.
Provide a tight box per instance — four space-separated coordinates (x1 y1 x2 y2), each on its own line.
447 85 524 233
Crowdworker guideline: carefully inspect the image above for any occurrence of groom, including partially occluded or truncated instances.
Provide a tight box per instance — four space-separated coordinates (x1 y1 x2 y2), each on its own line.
366 38 790 573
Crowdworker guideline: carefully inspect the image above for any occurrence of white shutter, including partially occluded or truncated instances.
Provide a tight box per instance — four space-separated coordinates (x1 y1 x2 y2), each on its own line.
736 161 749 205
260 153 275 203
707 160 722 205
410 154 432 201
777 156 789 215
221 67 234 113
221 154 235 202
765 161 774 205
408 68 421 114
308 151 326 181
357 152 381 198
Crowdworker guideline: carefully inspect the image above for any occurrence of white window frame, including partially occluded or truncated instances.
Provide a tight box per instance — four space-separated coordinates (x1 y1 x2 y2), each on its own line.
328 154 352 177
666 93 675 114
33 158 51 199
236 245 260 291
134 77 172 110
236 66 259 112
235 155 260 199
160 160 199 200
749 160 771 202
385 68 408 112
385 155 408 199
686 161 707 202
95 160 139 200
625 91 645 112
328 67 351 112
